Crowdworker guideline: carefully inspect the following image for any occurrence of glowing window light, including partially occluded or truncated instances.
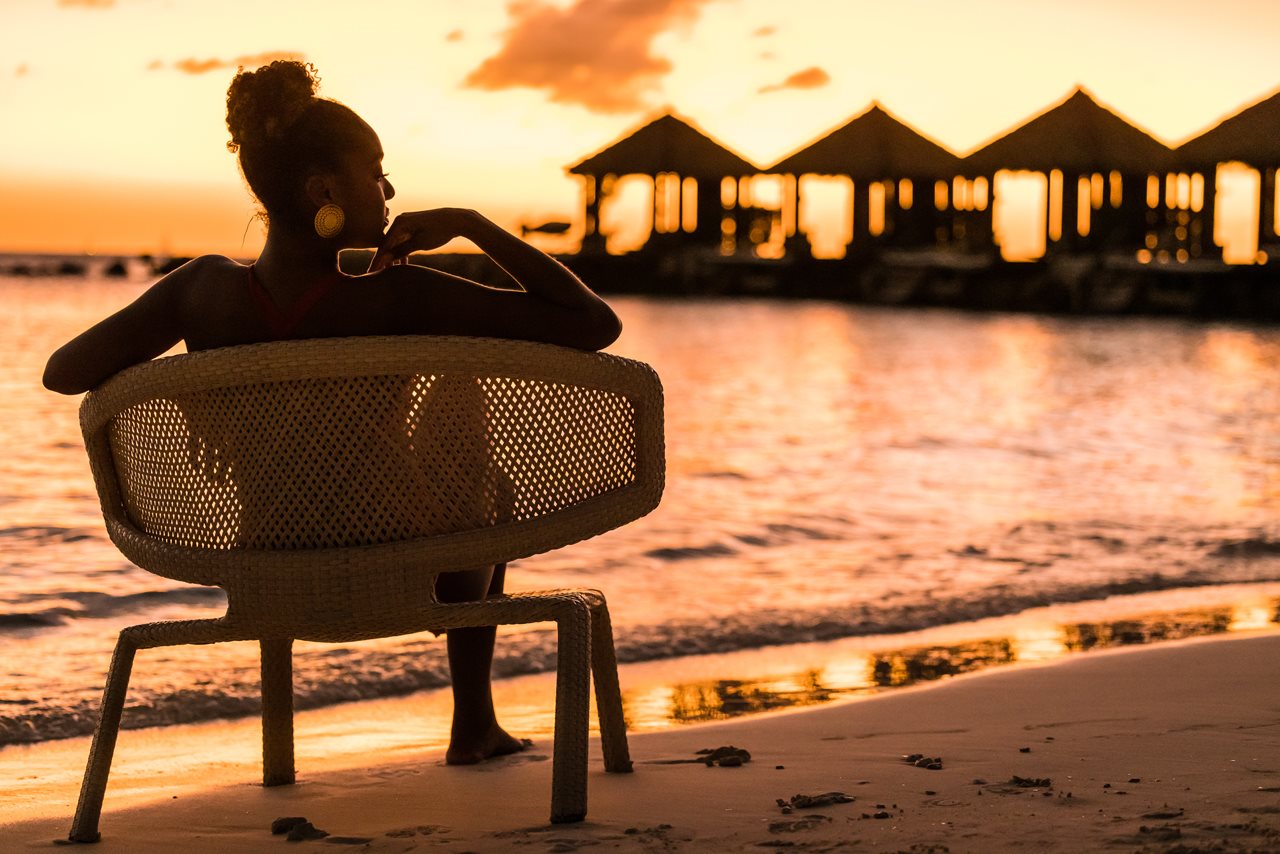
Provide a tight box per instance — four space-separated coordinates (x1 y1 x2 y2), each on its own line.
974 176 989 211
1091 173 1104 209
1165 173 1177 209
899 178 913 210
682 177 698 233
869 181 886 236
1110 171 1123 208
1191 174 1204 213
1147 174 1160 208
1048 170 1063 242
934 180 949 211
1176 173 1191 210
953 176 969 211
1078 176 1091 237
721 177 736 209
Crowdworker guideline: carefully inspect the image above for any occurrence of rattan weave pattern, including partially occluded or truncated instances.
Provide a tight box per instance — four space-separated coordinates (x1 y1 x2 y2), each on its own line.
79 336 664 587
68 336 664 842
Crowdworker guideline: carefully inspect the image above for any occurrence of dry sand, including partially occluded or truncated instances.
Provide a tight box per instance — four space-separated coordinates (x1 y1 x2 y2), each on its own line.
4 631 1279 852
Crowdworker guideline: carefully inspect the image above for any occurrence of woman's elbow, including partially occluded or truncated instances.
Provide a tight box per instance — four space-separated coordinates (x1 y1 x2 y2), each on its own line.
580 309 622 351
43 350 92 395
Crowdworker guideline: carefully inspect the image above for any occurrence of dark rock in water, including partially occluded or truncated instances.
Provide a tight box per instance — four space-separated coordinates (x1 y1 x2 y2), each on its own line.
58 261 87 276
271 816 309 835
103 260 127 278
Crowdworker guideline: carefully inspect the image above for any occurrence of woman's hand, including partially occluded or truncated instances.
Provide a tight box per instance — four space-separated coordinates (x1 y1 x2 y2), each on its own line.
369 208 480 272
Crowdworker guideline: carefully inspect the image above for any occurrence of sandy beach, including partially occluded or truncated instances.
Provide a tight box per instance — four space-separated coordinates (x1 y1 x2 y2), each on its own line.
3 630 1278 852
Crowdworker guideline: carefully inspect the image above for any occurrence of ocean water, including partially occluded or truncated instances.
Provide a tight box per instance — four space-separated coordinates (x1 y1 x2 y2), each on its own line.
3 271 1279 745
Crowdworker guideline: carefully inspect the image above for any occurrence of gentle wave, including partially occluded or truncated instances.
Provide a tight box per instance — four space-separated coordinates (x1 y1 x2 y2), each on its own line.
0 588 226 631
3 527 1280 632
0 526 97 544
4 572 1278 745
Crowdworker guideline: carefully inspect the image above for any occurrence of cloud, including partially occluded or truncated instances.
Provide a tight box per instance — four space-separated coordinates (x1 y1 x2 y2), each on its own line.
758 66 830 95
445 29 464 42
58 0 115 7
464 0 718 114
149 51 306 75
15 63 30 77
752 25 776 37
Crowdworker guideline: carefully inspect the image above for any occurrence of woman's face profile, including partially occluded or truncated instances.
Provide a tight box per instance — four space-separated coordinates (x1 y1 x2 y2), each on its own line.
326 128 395 249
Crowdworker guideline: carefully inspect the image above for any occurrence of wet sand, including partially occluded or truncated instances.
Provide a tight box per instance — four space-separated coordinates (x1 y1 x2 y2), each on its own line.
3 630 1278 852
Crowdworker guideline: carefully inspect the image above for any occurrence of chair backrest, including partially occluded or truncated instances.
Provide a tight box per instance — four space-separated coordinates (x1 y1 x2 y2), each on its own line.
80 336 665 593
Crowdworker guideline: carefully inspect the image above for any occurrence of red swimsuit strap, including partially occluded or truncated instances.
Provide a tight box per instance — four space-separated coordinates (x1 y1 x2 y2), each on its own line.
247 265 343 340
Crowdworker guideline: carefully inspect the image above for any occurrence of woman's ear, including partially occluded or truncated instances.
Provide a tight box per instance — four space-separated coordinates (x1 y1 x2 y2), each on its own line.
304 174 337 208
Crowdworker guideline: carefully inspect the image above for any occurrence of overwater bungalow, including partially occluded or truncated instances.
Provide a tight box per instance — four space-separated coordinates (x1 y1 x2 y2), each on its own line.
1178 88 1280 261
766 103 965 301
566 112 757 258
768 103 963 257
965 87 1174 260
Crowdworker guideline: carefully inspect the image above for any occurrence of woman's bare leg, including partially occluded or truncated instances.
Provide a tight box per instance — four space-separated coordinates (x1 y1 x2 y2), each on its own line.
436 563 526 764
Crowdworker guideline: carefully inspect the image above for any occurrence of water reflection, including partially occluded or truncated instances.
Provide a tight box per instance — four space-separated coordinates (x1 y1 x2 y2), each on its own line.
871 638 1014 687
1062 608 1231 651
626 598 1279 730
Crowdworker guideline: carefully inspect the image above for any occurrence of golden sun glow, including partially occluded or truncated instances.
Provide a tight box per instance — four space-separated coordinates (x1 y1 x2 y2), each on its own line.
2 0 1279 257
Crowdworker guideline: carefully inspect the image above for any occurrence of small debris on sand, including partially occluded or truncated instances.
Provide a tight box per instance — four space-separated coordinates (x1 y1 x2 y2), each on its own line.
1008 776 1052 788
1019 747 1031 753
775 792 855 814
286 821 329 842
768 814 833 833
697 746 752 767
903 753 943 770
271 817 309 835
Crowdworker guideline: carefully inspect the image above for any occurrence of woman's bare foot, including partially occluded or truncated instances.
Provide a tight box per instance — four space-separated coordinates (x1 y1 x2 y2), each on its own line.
445 724 529 765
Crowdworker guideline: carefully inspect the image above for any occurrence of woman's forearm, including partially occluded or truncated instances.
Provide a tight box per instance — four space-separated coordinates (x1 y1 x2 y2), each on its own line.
460 212 621 341
461 213 603 305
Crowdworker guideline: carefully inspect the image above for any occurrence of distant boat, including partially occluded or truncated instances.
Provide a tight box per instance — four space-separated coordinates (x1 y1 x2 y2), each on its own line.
520 221 572 236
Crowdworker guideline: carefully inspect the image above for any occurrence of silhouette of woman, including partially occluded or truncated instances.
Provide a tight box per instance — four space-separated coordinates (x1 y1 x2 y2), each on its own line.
43 60 621 765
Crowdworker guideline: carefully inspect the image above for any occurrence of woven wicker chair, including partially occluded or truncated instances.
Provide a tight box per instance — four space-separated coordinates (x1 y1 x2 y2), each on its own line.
68 335 665 843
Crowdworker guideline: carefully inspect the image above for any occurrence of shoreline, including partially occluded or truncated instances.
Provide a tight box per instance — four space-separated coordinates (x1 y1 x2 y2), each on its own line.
4 580 1279 749
3 629 1278 851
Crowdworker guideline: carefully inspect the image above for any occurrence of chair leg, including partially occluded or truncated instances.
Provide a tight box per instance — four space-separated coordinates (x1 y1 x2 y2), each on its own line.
549 597 592 824
260 638 295 787
69 635 138 843
586 596 633 773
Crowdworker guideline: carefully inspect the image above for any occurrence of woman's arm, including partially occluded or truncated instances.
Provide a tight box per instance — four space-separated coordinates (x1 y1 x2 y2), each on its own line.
370 209 621 350
42 256 219 394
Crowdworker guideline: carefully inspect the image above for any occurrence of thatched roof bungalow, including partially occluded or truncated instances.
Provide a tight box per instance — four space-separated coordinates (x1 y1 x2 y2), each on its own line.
567 113 757 253
1178 89 1280 257
768 104 962 254
965 88 1174 255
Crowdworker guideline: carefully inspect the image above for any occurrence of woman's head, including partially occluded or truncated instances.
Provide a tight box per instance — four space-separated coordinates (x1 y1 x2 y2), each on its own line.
226 61 393 247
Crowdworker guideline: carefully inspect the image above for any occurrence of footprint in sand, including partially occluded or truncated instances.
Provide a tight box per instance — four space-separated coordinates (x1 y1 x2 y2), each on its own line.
464 752 550 771
385 824 451 838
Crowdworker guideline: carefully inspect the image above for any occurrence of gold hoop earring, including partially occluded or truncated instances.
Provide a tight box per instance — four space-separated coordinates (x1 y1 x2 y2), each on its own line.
314 204 345 239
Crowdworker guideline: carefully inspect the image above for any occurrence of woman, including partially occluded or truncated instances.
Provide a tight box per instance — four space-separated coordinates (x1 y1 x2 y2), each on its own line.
44 60 621 766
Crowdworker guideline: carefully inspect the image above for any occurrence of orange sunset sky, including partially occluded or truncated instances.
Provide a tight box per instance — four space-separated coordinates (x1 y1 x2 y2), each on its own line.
3 0 1280 258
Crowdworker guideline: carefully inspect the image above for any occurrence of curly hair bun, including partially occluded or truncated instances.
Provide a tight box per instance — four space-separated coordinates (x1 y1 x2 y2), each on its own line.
226 60 320 152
